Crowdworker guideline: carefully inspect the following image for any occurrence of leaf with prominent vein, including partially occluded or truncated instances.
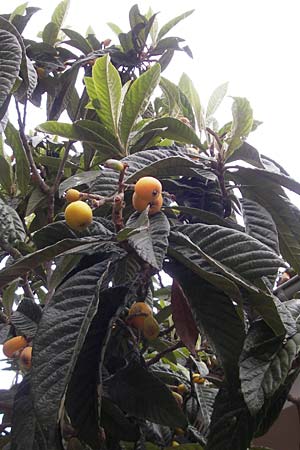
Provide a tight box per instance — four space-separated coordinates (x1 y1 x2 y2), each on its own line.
0 238 100 289
241 198 279 255
120 63 161 149
92 54 122 136
4 121 30 196
179 73 203 131
157 10 194 40
0 29 22 111
226 97 253 158
206 82 228 119
126 210 170 270
31 262 108 440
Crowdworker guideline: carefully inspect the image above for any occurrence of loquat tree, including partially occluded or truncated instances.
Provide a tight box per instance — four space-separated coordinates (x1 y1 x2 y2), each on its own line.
0 2 300 450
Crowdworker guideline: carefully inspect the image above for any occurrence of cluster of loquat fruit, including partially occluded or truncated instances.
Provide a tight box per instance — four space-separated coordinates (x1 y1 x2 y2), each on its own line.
2 336 32 370
63 174 163 231
126 301 160 340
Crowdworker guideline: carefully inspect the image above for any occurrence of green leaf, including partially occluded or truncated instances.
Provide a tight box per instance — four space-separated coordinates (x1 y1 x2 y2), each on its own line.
42 21 59 46
0 198 26 246
139 117 203 148
172 223 284 281
107 22 123 36
0 237 101 289
0 29 22 111
9 3 28 21
159 76 181 116
106 361 187 427
166 262 245 381
92 54 122 136
120 64 161 150
2 281 18 317
37 120 122 157
193 383 218 436
206 82 228 118
65 286 130 448
126 210 170 271
241 198 279 255
226 97 253 158
0 154 12 193
157 10 194 41
179 73 203 131
4 121 30 195
240 319 300 415
62 28 92 54
49 254 82 291
11 297 42 339
225 142 264 168
234 171 300 273
51 0 69 29
10 376 45 450
31 262 109 439
47 63 81 120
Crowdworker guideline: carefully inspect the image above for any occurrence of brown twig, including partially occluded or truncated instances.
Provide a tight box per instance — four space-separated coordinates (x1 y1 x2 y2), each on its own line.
15 100 50 195
112 164 128 231
146 340 183 366
206 127 223 152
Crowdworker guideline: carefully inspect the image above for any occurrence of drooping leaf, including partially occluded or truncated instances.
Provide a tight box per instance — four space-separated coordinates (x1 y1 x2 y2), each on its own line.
92 54 122 135
31 262 109 440
171 279 198 354
120 63 161 150
106 361 187 427
172 223 284 281
65 286 129 448
0 29 22 112
157 10 194 41
225 142 264 168
241 198 279 255
206 82 228 119
0 198 26 246
166 261 245 381
226 97 253 159
126 210 170 271
240 319 300 415
4 120 30 196
62 28 93 54
0 237 101 289
11 297 42 339
11 376 47 450
234 172 300 273
193 383 218 437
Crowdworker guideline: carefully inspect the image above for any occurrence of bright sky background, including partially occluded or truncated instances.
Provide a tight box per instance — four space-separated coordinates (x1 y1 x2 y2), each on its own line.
1 0 300 387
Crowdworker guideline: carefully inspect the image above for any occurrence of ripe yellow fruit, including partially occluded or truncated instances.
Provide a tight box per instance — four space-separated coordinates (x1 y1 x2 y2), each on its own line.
171 441 180 447
142 315 160 340
64 200 93 231
192 373 206 384
127 302 153 330
2 336 28 358
134 176 162 201
132 193 163 215
177 383 188 395
20 346 32 369
65 188 80 203
172 391 183 408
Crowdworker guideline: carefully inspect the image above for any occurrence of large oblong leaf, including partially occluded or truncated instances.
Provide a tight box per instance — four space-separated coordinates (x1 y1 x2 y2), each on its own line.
226 97 253 158
241 198 279 255
4 121 30 196
157 10 194 41
0 29 22 112
92 54 122 135
120 63 161 150
173 223 284 281
31 262 108 436
126 210 170 271
106 361 187 427
0 198 26 245
206 82 228 119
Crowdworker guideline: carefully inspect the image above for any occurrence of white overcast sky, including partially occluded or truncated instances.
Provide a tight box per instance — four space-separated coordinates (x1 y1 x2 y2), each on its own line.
1 0 300 386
